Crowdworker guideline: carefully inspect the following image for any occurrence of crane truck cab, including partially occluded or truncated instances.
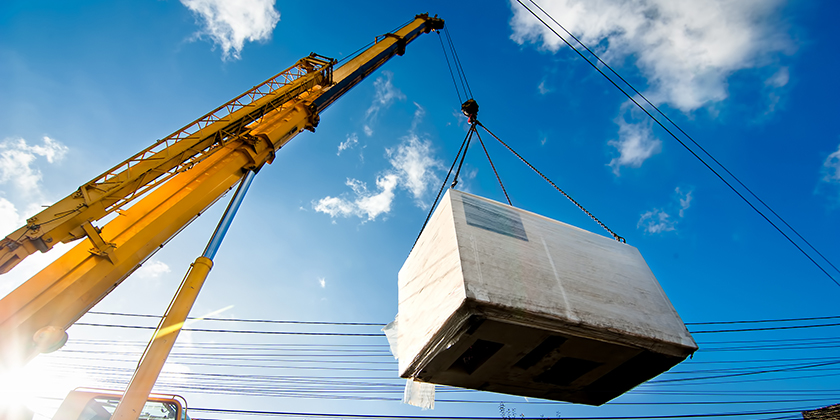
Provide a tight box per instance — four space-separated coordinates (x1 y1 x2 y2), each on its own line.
52 389 187 420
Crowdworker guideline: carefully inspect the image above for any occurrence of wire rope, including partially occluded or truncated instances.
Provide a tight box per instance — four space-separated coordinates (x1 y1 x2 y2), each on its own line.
478 121 624 242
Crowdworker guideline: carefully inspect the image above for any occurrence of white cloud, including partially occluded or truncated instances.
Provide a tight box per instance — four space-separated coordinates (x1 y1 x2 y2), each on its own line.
363 71 405 136
638 209 675 234
387 134 442 206
638 186 694 234
134 260 172 279
314 175 399 221
337 133 359 156
314 110 442 221
766 67 790 88
354 175 399 219
318 277 326 288
822 144 840 184
539 132 548 146
510 0 792 112
180 0 280 61
511 0 792 173
0 137 67 196
608 115 661 175
676 187 693 218
538 79 551 95
0 197 23 238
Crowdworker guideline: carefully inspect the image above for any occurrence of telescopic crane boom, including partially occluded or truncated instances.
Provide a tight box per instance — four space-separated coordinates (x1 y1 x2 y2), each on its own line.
0 13 444 378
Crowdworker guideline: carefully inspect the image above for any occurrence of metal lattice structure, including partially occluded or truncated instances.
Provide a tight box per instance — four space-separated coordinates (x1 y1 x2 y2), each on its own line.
0 54 334 273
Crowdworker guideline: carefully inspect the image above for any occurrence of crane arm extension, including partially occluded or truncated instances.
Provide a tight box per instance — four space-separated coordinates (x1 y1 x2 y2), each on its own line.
0 13 444 370
0 54 333 274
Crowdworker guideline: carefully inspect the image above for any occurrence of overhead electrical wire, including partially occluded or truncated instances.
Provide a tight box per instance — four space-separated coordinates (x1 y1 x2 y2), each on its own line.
690 322 840 334
685 315 840 326
184 407 811 420
86 311 385 326
53 312 839 412
513 0 840 288
78 311 840 334
73 322 384 336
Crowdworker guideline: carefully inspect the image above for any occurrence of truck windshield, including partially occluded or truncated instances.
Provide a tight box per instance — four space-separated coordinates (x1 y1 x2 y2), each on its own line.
77 397 180 420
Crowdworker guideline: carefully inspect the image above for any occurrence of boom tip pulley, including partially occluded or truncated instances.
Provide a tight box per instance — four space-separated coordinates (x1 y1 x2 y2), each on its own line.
461 99 478 124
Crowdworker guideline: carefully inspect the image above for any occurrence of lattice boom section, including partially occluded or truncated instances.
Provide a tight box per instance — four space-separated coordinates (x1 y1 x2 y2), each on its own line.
88 54 333 208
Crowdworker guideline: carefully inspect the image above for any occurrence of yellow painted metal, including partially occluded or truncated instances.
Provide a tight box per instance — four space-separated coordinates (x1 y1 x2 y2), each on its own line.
0 54 333 274
0 97 320 369
0 14 445 416
109 256 212 420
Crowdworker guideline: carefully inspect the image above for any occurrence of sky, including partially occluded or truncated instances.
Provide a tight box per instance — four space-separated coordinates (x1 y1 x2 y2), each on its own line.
1 0 840 419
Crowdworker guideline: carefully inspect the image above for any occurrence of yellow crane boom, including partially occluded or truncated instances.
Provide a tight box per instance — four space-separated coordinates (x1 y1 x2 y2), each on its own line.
0 13 444 375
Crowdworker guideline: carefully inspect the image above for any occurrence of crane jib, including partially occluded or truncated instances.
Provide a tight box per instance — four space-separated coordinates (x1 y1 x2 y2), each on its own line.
312 17 442 112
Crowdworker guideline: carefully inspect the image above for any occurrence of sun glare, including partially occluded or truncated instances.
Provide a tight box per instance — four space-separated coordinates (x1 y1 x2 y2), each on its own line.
0 355 93 420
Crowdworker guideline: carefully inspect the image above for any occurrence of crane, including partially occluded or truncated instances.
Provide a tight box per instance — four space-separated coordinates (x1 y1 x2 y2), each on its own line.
0 13 444 420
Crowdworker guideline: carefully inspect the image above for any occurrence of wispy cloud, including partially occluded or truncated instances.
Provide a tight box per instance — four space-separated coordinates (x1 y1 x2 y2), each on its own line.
180 0 280 61
337 133 359 156
318 277 326 288
387 134 442 207
676 187 693 218
822 143 840 184
638 186 694 234
314 175 399 221
134 259 172 279
638 209 675 234
608 114 661 176
314 106 442 221
537 79 552 95
363 71 405 137
766 67 790 89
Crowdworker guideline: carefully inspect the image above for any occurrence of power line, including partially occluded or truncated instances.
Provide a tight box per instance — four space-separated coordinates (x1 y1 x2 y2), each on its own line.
86 311 385 326
690 322 840 334
513 0 840 288
73 322 383 336
80 311 840 334
686 315 840 326
187 407 809 419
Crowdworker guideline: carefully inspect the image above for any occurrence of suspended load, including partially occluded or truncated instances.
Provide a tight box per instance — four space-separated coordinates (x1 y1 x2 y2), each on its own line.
397 190 697 405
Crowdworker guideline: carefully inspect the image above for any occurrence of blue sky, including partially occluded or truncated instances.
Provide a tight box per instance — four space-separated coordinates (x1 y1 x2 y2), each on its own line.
1 0 839 419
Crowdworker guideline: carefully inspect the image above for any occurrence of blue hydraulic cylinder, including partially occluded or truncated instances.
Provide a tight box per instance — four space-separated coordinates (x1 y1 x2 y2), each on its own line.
202 170 256 259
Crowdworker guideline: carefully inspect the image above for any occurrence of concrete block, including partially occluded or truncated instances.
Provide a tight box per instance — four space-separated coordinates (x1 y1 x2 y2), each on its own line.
397 190 697 405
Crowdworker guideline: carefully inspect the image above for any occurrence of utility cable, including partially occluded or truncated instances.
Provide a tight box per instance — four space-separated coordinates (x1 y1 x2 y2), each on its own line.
478 121 624 242
73 322 383 337
690 321 840 334
87 311 384 326
84 311 840 332
187 407 808 419
686 315 840 326
650 359 840 384
514 0 840 288
525 0 840 283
